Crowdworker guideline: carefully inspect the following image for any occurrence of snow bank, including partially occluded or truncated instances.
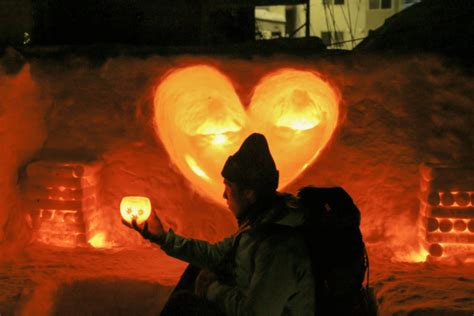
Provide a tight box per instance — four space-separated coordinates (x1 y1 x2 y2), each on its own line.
0 52 472 315
2 53 472 257
0 62 49 256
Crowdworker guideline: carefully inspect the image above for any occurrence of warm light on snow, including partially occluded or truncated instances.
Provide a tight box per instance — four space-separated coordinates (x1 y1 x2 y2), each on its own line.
154 65 339 204
210 133 228 145
185 155 211 181
418 165 473 260
262 86 322 131
406 248 429 263
88 232 109 248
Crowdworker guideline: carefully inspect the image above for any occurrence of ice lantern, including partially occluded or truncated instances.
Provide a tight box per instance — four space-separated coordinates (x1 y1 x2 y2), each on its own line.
120 196 152 225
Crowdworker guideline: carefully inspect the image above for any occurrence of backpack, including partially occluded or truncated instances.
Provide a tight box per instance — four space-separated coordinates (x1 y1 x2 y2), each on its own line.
256 186 377 316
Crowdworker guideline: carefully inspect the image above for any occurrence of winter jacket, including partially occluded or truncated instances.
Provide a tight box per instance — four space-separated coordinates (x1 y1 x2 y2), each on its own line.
159 193 315 316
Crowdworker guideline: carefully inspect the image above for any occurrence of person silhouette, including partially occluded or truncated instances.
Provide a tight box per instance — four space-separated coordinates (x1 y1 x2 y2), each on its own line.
125 133 315 316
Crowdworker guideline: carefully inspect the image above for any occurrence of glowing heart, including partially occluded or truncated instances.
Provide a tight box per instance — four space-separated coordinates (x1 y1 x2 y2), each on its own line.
153 65 339 205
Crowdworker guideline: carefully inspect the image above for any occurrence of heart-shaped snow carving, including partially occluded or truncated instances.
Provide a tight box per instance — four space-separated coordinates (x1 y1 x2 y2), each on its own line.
153 65 339 205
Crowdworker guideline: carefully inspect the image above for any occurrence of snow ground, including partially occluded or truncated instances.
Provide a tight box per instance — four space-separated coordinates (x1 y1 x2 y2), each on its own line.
0 243 472 316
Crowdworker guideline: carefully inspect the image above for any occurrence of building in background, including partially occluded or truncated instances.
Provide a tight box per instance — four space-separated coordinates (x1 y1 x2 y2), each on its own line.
255 6 287 39
1 0 421 48
278 0 422 49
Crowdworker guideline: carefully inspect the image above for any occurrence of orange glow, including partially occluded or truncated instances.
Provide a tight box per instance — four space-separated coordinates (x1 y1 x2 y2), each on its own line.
427 218 472 234
453 220 467 232
398 247 429 262
419 189 474 260
468 220 474 232
439 219 453 232
185 155 211 181
120 196 152 225
211 133 228 145
427 217 439 232
154 66 339 204
88 232 110 248
251 73 324 131
440 191 454 206
428 243 443 257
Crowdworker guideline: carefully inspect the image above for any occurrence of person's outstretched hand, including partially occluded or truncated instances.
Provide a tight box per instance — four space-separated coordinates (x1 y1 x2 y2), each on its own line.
122 209 166 243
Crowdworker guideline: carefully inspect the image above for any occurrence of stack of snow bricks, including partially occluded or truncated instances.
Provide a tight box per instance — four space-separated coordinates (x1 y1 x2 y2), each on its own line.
419 163 474 258
25 161 101 247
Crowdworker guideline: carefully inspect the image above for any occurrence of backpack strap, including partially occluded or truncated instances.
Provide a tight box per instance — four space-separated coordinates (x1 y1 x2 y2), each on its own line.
364 246 370 292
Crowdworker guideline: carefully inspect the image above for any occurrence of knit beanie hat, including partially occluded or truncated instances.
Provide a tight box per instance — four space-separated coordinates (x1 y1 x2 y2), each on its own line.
221 133 279 192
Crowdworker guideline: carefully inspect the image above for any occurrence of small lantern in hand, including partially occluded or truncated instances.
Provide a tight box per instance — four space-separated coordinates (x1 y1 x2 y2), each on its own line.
120 196 152 225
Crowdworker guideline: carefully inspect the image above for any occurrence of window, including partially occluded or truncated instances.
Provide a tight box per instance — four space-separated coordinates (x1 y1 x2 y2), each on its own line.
369 0 378 9
321 31 344 47
381 0 392 8
321 31 331 46
369 0 392 9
